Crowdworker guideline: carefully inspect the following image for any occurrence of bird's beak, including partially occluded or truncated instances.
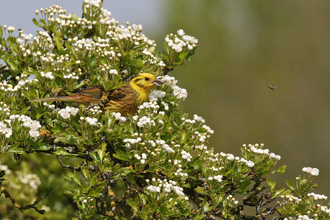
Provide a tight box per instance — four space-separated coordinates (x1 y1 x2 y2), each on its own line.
152 78 164 87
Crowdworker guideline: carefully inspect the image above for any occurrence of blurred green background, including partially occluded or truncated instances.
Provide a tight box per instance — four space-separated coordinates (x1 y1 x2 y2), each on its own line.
162 0 330 196
1 0 330 218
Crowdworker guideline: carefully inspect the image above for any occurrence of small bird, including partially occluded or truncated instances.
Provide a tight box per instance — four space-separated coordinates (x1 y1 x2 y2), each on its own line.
30 73 163 116
265 83 277 91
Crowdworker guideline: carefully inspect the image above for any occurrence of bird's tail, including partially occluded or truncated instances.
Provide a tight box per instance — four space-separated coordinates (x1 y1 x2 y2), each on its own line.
29 95 99 106
29 96 82 103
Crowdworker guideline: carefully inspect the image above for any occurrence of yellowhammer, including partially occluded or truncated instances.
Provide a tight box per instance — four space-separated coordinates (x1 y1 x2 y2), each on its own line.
30 73 163 116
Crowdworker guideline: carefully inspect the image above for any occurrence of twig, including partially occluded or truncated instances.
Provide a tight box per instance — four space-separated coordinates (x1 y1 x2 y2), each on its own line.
0 186 52 214
18 188 53 214
57 155 81 171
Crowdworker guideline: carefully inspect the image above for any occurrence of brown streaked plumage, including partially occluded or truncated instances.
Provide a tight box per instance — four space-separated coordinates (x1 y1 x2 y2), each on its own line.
30 73 163 116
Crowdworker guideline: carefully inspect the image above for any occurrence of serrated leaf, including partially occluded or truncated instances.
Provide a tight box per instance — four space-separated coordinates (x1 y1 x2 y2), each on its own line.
113 150 131 161
272 165 287 174
81 167 90 179
267 178 276 191
6 60 18 72
285 179 296 191
31 143 51 151
64 171 81 186
51 122 66 133
54 31 64 51
7 143 24 154
89 151 99 162
272 188 287 198
97 142 107 162
32 18 41 28
87 185 103 197
201 200 212 212
54 147 77 156
119 167 135 176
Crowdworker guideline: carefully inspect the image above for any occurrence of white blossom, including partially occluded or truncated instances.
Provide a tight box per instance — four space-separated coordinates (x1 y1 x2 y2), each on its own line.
147 185 161 193
58 109 70 119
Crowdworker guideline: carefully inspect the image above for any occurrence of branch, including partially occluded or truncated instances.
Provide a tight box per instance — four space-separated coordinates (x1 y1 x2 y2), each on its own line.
0 186 52 214
57 155 97 171
57 156 82 171
19 188 53 214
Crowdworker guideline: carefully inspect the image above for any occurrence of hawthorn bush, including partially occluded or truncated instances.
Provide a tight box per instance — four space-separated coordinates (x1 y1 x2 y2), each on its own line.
1 1 330 219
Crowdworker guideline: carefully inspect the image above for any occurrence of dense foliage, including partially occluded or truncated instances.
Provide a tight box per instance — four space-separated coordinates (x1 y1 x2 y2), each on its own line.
1 1 330 219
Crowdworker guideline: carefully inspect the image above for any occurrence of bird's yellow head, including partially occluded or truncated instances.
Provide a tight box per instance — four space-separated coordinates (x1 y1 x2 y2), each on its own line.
130 73 163 93
130 73 163 103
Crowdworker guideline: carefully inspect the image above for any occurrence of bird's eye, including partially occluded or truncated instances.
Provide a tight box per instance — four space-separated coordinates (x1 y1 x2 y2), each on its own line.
145 77 149 81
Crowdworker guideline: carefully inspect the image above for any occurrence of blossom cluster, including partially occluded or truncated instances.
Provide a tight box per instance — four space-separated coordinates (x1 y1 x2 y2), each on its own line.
138 101 160 112
88 105 102 114
281 193 330 219
43 102 55 109
281 194 302 203
80 116 99 126
134 153 147 164
40 71 54 80
149 90 166 101
0 112 41 139
0 120 12 138
136 116 156 128
58 106 79 119
146 178 188 200
181 150 192 162
219 152 255 168
165 29 198 53
161 75 188 101
208 174 223 183
111 112 126 123
27 3 165 77
123 136 142 148
63 71 80 80
0 75 38 93
307 192 327 201
18 171 41 191
302 167 319 176
244 143 281 161
3 25 15 33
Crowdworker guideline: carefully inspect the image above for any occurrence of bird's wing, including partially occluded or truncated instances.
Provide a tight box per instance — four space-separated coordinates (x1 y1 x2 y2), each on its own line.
75 87 104 99
108 86 133 101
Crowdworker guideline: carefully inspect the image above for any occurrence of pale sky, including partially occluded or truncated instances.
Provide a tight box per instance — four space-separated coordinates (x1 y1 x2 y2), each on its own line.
0 0 164 38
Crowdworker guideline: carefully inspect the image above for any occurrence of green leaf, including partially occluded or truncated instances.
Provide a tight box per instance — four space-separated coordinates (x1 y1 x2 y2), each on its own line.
272 165 287 174
32 18 41 28
81 167 90 179
201 200 212 212
180 132 187 144
51 123 65 134
118 167 135 176
73 80 87 90
271 188 287 198
7 143 24 154
6 60 18 72
86 54 97 72
188 159 203 171
54 31 64 52
285 179 296 191
64 171 81 186
97 142 107 162
113 150 131 162
70 13 80 22
267 178 276 191
87 185 103 197
88 174 98 187
89 151 99 162
54 147 77 156
31 142 51 151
